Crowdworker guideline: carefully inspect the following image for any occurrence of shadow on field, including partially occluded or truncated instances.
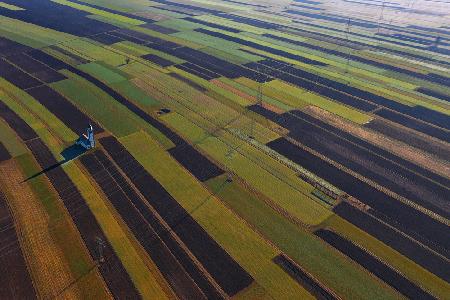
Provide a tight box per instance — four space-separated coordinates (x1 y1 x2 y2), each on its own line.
23 144 86 182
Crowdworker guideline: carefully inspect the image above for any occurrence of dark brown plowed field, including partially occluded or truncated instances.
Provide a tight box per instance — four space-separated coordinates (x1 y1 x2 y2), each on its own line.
0 191 36 299
168 143 224 182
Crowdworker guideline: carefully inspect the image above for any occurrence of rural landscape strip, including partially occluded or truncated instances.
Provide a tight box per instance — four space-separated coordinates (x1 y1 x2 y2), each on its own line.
5 53 67 84
266 138 450 258
0 190 36 299
315 229 437 299
244 58 450 134
283 111 450 217
252 105 450 218
273 254 337 300
100 136 254 296
0 102 139 298
0 58 42 90
80 150 219 299
294 110 450 187
261 33 450 86
26 85 104 135
25 138 140 299
31 51 227 183
334 202 450 282
363 118 450 161
0 1 449 297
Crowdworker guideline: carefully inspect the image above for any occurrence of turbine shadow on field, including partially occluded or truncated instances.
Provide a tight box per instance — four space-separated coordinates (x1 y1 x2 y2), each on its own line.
22 144 86 182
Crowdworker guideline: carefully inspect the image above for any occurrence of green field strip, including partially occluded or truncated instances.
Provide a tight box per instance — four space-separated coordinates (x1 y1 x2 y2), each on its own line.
156 18 205 31
109 41 155 57
133 68 280 146
219 77 293 111
0 119 28 157
0 28 47 48
44 46 93 66
15 154 110 299
56 67 173 148
51 0 146 25
143 67 255 123
167 66 253 106
119 131 315 300
110 80 160 107
160 112 332 225
58 39 127 66
323 215 450 299
206 175 401 300
86 14 136 28
119 60 169 78
78 62 128 84
0 1 24 10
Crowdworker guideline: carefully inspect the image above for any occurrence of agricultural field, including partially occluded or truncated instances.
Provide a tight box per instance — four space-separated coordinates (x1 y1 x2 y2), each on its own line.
0 0 449 299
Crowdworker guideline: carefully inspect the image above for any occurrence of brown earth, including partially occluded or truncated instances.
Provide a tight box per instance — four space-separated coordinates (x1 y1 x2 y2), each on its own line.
303 105 450 178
